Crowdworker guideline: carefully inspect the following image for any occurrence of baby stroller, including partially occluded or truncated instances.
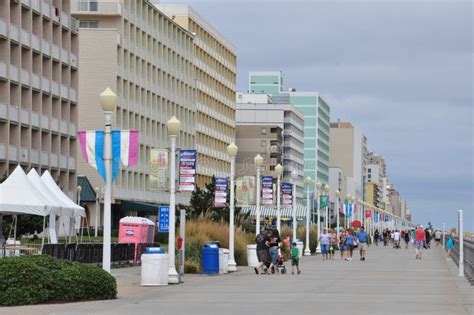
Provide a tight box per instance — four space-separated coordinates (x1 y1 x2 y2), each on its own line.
275 254 287 274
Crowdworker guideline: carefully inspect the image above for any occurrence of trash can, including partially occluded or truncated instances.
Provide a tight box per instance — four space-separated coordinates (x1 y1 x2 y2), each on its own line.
295 240 304 258
219 248 229 274
202 243 219 275
141 247 169 286
246 244 258 267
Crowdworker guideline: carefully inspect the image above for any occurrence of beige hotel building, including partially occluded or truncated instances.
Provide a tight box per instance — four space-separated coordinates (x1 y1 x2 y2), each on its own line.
159 4 237 187
0 0 79 199
72 0 196 215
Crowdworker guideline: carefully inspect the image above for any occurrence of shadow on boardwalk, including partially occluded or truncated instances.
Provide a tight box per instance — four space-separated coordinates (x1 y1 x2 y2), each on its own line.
1 245 472 315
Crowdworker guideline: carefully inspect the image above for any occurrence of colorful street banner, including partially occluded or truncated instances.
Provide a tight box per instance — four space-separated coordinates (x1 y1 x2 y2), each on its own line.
281 182 292 206
320 195 329 208
236 176 256 206
179 150 197 192
261 176 273 205
150 149 168 190
78 129 139 183
384 215 389 222
214 177 228 207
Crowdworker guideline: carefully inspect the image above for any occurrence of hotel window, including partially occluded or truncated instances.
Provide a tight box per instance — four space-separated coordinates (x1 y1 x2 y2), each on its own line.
261 128 267 135
261 140 266 147
79 20 99 28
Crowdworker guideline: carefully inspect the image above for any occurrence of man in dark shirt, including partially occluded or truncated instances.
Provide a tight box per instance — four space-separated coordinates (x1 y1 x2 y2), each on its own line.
255 229 271 274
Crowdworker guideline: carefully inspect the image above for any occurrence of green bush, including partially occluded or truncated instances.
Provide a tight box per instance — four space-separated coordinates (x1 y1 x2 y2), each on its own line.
0 255 117 306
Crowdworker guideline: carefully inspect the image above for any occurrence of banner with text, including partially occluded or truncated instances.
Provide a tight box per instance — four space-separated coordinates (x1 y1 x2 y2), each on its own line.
281 182 292 207
261 176 273 205
179 150 197 192
214 177 228 207
150 148 168 190
236 176 256 206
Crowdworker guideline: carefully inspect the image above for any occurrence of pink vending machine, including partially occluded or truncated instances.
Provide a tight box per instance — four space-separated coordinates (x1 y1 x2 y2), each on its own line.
118 216 155 263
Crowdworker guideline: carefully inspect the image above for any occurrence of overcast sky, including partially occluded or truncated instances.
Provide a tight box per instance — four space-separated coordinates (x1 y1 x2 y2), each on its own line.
163 0 473 230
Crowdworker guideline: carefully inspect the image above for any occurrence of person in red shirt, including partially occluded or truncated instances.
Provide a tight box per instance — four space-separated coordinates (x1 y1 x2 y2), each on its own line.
415 225 426 259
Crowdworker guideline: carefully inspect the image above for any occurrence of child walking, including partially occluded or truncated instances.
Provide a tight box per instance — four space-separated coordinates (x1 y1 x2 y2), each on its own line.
291 241 301 275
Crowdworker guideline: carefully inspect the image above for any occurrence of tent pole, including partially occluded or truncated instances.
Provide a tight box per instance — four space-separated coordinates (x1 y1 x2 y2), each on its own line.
13 215 17 241
80 217 84 244
85 215 91 243
41 216 46 250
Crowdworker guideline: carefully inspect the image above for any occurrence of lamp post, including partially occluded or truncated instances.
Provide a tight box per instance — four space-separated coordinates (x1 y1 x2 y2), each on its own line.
275 164 283 233
315 181 322 253
324 184 330 230
254 154 263 235
346 194 352 229
99 87 116 273
94 187 100 237
167 115 181 284
76 185 82 242
227 143 238 272
335 190 341 234
291 170 298 241
304 176 312 255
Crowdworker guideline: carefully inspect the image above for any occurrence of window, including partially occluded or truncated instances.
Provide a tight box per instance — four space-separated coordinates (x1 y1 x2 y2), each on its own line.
79 20 99 28
261 140 266 147
78 0 98 12
270 128 278 133
368 168 372 173
261 128 267 135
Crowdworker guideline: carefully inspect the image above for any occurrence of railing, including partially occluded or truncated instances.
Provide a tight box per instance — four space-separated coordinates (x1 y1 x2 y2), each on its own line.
450 237 474 285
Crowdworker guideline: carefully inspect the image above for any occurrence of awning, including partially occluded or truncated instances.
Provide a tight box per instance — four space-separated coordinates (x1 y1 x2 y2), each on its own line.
241 205 307 219
120 200 161 213
77 176 97 203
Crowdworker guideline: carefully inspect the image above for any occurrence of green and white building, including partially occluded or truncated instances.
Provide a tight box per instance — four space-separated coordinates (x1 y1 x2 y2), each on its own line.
247 71 331 196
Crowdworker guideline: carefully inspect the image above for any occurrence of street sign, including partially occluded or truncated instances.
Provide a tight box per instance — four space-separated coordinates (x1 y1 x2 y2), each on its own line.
158 206 170 232
320 195 329 208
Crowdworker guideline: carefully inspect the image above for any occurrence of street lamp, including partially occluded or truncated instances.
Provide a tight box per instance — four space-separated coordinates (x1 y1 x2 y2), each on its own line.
335 190 341 235
315 180 322 253
167 115 181 284
324 184 330 230
254 154 263 235
75 185 82 242
304 176 312 256
227 142 238 272
275 164 284 233
95 186 100 237
357 198 362 224
346 194 352 229
99 87 116 273
291 170 298 241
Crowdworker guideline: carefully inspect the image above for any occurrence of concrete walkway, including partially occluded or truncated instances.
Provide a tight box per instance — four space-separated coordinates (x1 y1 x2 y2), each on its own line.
2 245 472 315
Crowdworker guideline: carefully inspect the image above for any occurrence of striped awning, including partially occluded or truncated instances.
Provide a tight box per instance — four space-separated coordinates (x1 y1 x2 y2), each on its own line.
241 205 308 219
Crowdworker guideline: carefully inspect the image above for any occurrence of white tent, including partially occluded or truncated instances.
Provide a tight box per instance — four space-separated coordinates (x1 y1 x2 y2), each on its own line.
0 166 51 216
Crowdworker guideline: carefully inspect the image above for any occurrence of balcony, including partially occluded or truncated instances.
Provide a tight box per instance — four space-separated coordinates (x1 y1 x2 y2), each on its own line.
70 53 77 68
71 18 79 34
61 49 68 65
69 123 76 137
20 147 29 163
72 1 123 15
68 156 75 169
9 106 19 123
51 44 60 60
21 0 30 8
50 153 59 168
20 69 29 86
31 34 40 51
42 1 51 18
10 24 19 43
0 103 6 121
41 39 50 56
70 88 77 103
31 111 39 128
60 84 68 99
20 29 30 47
60 154 67 169
41 77 50 93
0 19 7 38
20 109 29 126
0 62 5 79
31 0 40 12
60 120 68 134
40 151 48 165
31 73 40 90
9 65 19 83
61 11 69 29
0 144 5 160
41 115 49 129
51 81 59 97
31 149 39 164
9 146 18 161
51 118 59 133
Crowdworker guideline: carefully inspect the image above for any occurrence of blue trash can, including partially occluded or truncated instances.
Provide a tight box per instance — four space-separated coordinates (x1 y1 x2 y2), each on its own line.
202 243 219 275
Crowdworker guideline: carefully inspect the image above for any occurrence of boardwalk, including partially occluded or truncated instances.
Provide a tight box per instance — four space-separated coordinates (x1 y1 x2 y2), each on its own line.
3 246 472 315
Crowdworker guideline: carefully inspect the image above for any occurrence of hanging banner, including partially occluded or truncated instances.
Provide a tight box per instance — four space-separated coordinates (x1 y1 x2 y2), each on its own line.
214 177 228 207
384 215 389 222
236 176 256 206
150 149 168 190
248 176 256 205
320 195 329 208
179 150 197 192
281 182 292 206
365 210 372 218
261 176 273 205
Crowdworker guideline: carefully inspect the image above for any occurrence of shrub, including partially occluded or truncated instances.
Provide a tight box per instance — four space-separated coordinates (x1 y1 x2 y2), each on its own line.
0 255 117 306
280 224 318 255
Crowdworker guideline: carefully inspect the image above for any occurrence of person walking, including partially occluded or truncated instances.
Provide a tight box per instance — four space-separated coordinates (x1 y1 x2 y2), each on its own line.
425 228 432 249
339 230 347 260
291 241 301 275
374 229 380 246
445 228 458 261
356 226 369 261
329 229 338 260
254 229 271 274
268 229 282 274
319 228 330 260
393 230 401 249
434 229 442 247
415 225 426 260
404 229 410 249
344 229 355 261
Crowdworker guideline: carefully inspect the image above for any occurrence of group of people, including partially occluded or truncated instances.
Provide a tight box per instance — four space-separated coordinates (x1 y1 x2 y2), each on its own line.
318 227 369 261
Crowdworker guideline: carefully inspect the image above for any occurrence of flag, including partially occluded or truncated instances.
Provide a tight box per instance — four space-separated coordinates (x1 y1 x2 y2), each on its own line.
78 129 139 183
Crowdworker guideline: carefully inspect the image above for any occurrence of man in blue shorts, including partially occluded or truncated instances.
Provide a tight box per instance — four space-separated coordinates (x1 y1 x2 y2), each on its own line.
356 226 369 261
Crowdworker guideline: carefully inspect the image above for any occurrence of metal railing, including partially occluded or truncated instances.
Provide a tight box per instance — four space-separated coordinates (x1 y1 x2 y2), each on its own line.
450 237 474 285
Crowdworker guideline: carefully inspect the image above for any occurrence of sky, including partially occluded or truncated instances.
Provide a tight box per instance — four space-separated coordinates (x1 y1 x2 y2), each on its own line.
162 0 473 231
